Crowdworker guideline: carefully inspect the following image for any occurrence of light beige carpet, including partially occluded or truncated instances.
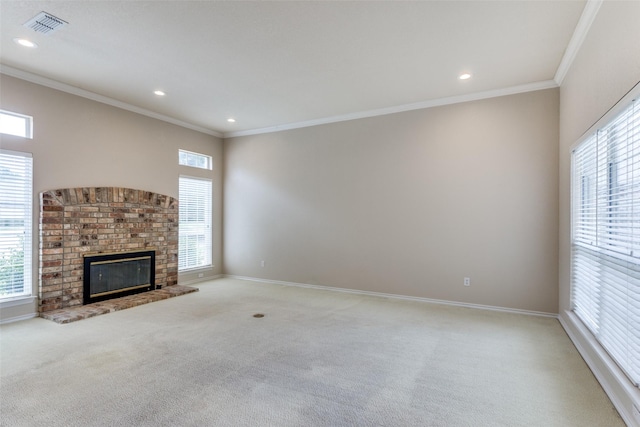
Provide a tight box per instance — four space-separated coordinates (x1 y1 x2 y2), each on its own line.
0 278 623 426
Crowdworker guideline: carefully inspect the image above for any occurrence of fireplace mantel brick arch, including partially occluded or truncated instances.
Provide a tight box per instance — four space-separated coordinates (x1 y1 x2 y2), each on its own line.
39 187 178 313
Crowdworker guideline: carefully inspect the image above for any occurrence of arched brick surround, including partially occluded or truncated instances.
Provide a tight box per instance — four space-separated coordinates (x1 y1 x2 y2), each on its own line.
39 187 178 313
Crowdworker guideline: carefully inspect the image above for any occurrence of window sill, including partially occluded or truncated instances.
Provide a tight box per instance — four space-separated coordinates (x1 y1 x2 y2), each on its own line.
559 310 640 424
178 265 214 274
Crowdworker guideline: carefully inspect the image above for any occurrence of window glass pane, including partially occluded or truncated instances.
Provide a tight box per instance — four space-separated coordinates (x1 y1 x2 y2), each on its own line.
178 176 212 271
178 149 211 170
0 110 33 139
571 98 640 387
0 150 33 298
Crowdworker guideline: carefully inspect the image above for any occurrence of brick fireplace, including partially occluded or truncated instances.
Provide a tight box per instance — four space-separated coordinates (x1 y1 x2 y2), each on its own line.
39 187 179 314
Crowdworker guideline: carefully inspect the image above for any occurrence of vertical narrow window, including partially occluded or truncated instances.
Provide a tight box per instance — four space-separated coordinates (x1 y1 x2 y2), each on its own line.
571 98 640 387
0 150 33 299
178 176 212 271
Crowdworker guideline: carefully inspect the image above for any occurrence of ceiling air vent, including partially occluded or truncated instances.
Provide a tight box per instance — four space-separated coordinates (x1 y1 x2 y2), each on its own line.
24 11 68 35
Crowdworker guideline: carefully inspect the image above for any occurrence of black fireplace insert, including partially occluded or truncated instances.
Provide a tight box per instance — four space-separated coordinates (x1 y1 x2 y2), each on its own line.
83 250 155 304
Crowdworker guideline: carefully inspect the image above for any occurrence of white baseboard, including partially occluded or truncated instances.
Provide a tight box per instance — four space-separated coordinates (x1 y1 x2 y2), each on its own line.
0 296 38 324
559 311 640 427
179 274 223 286
0 312 38 325
223 274 558 318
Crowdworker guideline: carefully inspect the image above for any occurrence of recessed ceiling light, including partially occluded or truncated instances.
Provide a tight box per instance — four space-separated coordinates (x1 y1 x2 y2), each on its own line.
227 118 236 123
13 38 37 48
459 73 472 80
153 90 166 96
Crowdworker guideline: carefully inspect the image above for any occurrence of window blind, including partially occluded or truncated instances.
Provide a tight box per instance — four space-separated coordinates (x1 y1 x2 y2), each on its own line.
178 176 212 271
571 98 640 387
0 150 33 298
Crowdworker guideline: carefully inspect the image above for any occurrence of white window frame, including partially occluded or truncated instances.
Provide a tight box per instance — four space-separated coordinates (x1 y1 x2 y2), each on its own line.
178 175 212 271
0 149 33 300
179 149 212 170
0 110 33 139
571 97 640 387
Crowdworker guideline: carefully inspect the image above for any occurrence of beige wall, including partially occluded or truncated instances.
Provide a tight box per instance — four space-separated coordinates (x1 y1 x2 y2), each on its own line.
558 1 640 422
559 0 640 314
225 88 559 314
0 74 224 321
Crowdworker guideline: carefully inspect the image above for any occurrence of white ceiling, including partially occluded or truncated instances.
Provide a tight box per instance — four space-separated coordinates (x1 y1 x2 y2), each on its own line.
0 1 588 137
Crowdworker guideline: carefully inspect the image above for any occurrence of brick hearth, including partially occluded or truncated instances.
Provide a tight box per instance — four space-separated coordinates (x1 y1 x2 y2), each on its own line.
40 285 198 324
39 187 179 314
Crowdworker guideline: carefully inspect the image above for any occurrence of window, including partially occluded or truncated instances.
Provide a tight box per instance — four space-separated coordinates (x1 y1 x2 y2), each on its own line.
571 98 640 387
0 150 33 299
178 176 212 271
0 110 33 139
179 149 212 170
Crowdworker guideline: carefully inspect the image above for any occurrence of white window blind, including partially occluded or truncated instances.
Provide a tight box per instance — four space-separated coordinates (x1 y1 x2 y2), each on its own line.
0 150 33 298
178 176 212 271
571 98 640 387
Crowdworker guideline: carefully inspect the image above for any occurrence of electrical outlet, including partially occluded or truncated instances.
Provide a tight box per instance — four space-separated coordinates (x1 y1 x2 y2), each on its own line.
198 273 204 278
464 277 471 286
261 260 265 267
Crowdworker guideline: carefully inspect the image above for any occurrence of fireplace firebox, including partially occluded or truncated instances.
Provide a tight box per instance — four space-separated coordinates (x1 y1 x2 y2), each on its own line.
83 250 156 305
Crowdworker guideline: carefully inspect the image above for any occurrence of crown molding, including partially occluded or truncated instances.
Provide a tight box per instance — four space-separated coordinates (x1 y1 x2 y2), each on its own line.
0 65 223 138
554 0 603 86
224 79 559 138
1 64 560 141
